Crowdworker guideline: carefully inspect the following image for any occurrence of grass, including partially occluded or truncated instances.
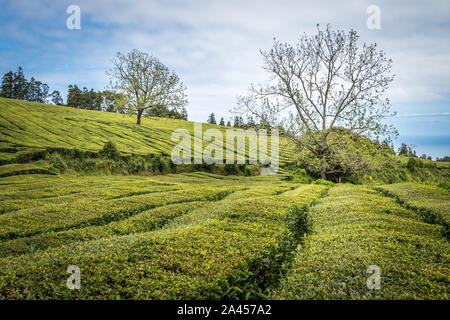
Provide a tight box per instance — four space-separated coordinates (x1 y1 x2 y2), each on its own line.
272 185 449 299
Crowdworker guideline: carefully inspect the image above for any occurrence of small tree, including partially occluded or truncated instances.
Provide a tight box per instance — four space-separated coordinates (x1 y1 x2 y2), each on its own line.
12 67 28 100
219 117 225 126
67 85 83 108
0 71 14 98
207 113 217 124
100 141 120 160
236 25 396 179
51 90 63 105
106 49 187 125
398 143 408 156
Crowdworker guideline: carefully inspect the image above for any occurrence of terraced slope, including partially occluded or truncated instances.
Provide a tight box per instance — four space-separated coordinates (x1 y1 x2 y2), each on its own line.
273 185 449 299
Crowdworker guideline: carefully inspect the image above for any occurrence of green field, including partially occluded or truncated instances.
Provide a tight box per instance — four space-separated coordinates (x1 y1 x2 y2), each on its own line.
0 98 449 299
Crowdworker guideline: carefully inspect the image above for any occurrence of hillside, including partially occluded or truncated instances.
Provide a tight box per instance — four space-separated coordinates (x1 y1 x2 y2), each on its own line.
2 97 449 184
0 97 295 167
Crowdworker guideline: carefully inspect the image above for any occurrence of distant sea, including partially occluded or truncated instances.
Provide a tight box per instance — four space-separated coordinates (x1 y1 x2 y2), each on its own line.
394 136 450 159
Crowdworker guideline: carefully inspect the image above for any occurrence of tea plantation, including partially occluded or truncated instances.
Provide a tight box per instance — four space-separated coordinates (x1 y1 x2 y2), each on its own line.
0 98 448 299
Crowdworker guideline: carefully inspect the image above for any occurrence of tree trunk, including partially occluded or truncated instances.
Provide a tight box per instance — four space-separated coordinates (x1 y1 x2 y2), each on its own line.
136 109 143 125
319 154 327 180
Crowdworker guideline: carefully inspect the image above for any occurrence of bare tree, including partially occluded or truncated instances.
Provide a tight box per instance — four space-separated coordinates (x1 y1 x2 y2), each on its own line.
107 49 187 125
235 25 397 179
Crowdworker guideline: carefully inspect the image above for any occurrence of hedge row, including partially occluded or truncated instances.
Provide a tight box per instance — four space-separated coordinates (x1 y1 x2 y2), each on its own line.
0 184 326 299
272 185 449 299
0 185 244 240
375 183 449 238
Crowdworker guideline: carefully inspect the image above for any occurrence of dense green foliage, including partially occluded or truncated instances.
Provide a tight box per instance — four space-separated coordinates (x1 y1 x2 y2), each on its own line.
297 128 394 181
0 67 50 103
376 183 449 238
273 185 449 299
0 174 326 299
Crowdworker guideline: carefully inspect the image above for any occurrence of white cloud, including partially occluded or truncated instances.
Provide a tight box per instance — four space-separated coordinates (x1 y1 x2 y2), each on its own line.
1 0 449 123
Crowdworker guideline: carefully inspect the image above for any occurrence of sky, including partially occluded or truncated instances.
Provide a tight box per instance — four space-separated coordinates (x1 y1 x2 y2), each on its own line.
0 0 449 158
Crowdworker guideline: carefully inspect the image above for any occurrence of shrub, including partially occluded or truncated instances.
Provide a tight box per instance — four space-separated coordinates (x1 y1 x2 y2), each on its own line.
285 205 313 240
407 157 424 172
100 141 120 160
437 181 450 191
15 149 48 163
83 159 97 171
48 153 67 173
312 178 335 187
289 168 312 184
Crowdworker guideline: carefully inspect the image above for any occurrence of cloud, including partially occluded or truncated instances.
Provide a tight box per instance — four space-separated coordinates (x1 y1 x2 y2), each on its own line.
397 113 450 118
0 0 449 145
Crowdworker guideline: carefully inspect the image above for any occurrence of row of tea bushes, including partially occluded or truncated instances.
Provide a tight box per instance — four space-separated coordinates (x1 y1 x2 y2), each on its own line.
0 184 326 299
272 185 449 299
375 183 449 238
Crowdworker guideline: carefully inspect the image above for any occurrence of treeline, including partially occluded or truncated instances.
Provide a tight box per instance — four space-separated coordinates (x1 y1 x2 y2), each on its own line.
436 156 450 162
0 67 63 105
397 143 450 162
66 85 187 119
397 143 434 160
0 67 188 120
207 112 263 129
66 85 123 113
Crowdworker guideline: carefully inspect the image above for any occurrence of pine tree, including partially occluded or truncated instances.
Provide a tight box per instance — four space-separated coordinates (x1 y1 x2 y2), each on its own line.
0 71 14 98
219 117 225 126
12 67 28 100
398 143 408 156
233 116 240 128
239 116 245 128
207 113 217 124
